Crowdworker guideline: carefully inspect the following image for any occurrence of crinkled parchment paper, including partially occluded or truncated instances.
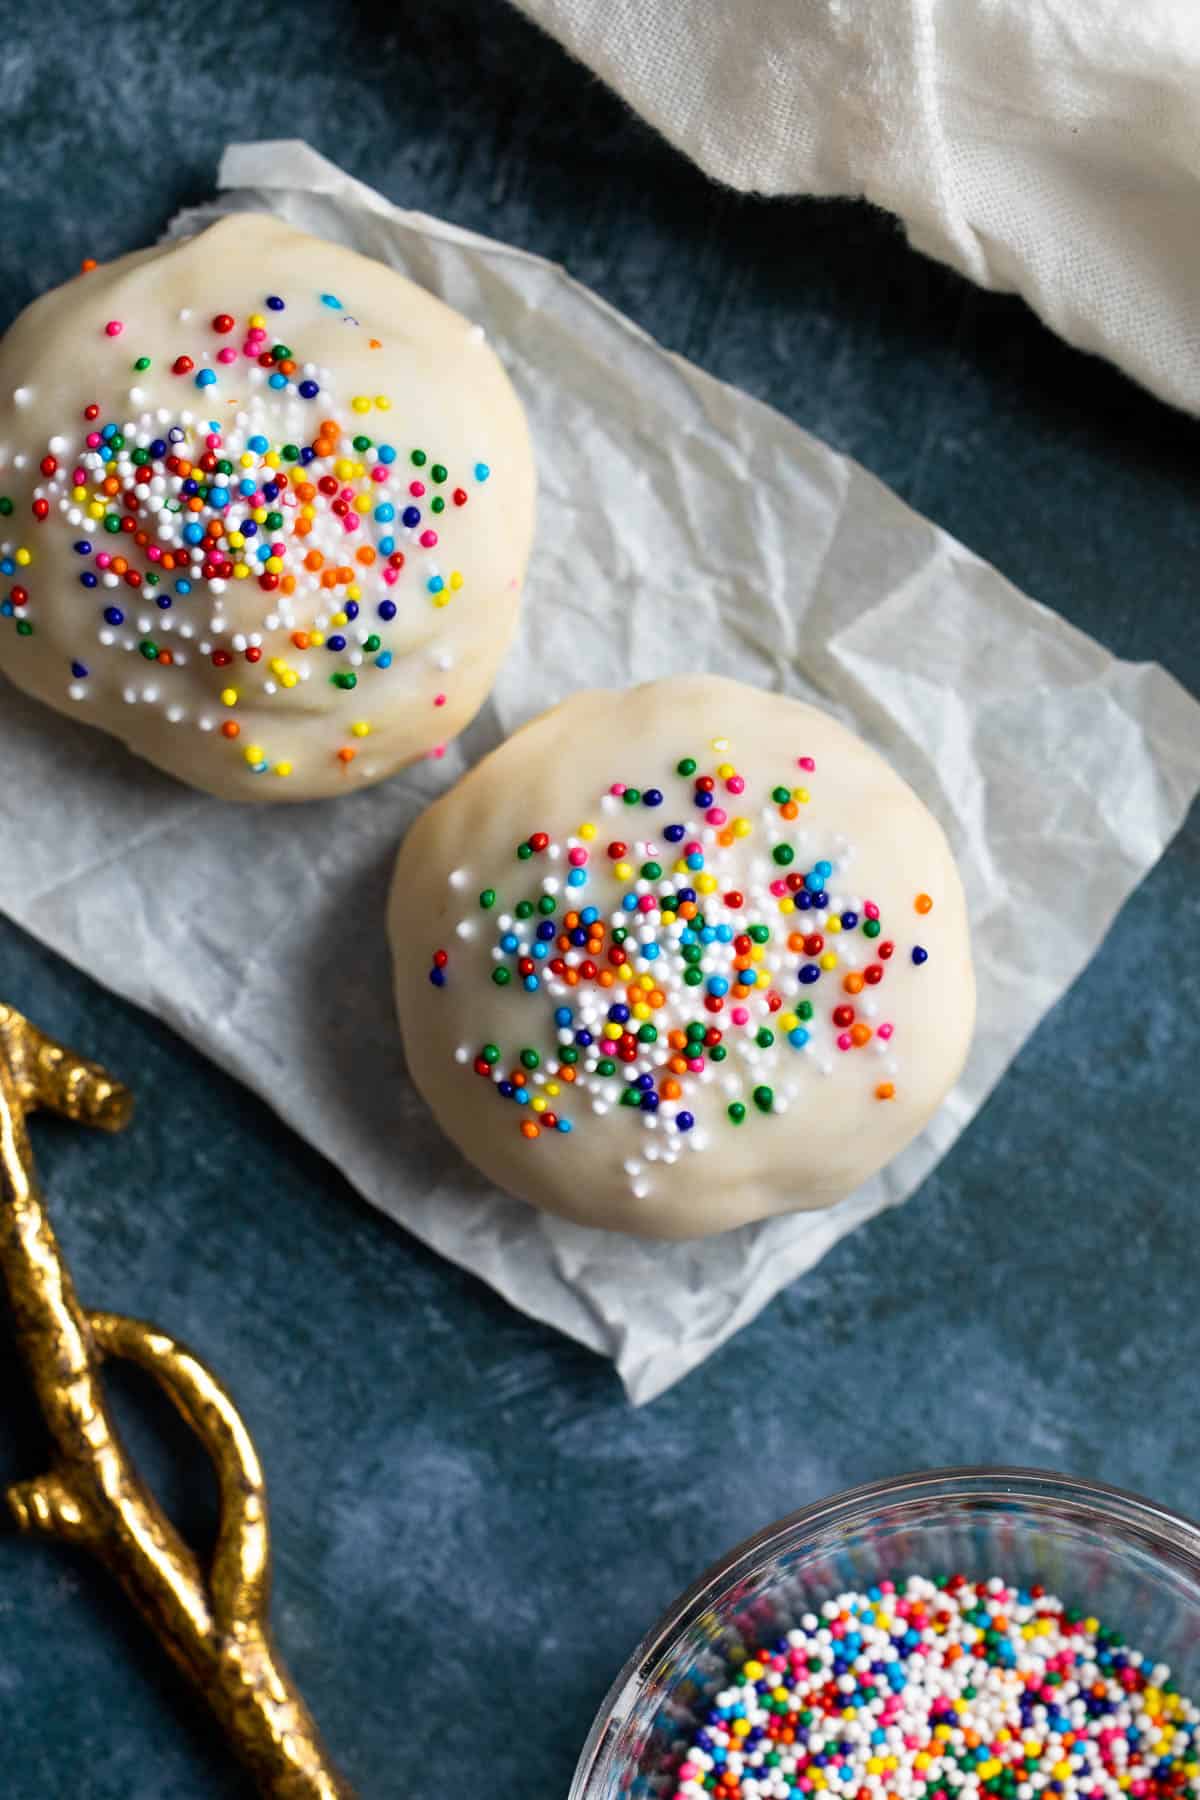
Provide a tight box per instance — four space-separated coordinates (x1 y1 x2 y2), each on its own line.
1 142 1197 1403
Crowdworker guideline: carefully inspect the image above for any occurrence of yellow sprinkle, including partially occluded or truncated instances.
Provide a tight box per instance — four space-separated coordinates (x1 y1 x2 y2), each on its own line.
331 611 348 628
615 862 632 882
265 555 283 575
579 822 597 840
732 817 752 837
240 452 257 468
696 873 717 894
819 951 838 970
781 1012 798 1031
351 395 371 414
432 593 451 608
309 631 325 648
347 584 362 602
351 722 371 738
280 671 298 689
374 395 391 411
264 451 281 470
244 745 264 765
1051 1764 1071 1781
301 503 316 520
233 563 250 579
449 569 464 590
632 1003 651 1022
72 485 87 502
826 915 842 934
88 501 104 519
618 963 634 980
979 1762 1003 1781
274 762 293 778
778 896 795 914
220 688 238 707
914 1755 931 1773
14 547 30 566
732 1719 752 1739
742 1660 764 1681
354 493 372 514
252 507 268 524
248 313 265 329
531 1096 547 1114
638 974 654 991
867 1761 885 1777
334 458 355 482
749 945 764 963
794 787 810 803
660 909 676 925
227 530 245 549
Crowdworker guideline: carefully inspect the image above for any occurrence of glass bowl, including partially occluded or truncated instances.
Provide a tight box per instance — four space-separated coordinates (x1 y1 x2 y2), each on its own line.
570 1466 1200 1800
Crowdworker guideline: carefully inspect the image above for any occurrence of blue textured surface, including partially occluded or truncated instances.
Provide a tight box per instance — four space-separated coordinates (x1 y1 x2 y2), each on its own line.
1 3 1198 1795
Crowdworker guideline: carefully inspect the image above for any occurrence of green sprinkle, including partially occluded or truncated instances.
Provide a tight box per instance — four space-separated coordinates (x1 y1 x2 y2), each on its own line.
612 927 627 944
709 1044 727 1062
491 967 511 986
479 888 496 910
771 786 791 804
676 757 697 777
265 511 283 530
641 860 661 880
411 448 427 467
133 356 151 371
622 787 640 805
753 1085 774 1112
132 447 150 465
109 433 124 450
352 435 372 452
686 1022 706 1041
560 1046 579 1065
798 1000 814 1021
271 344 292 361
216 459 234 475
282 444 300 462
0 497 12 516
596 1058 616 1078
364 634 381 653
431 463 447 483
756 1028 774 1048
684 967 703 986
481 1043 501 1064
431 496 445 514
139 640 158 661
517 842 533 860
748 924 770 944
515 900 534 920
637 1023 657 1044
520 1048 539 1070
103 514 122 534
727 1102 746 1125
15 619 32 637
620 1087 641 1108
331 672 357 690
863 918 881 938
537 895 556 914
772 844 794 866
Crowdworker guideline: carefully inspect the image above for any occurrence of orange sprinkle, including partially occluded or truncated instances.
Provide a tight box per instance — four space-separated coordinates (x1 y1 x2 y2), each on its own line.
337 564 354 584
134 530 149 548
788 932 806 952
718 829 735 847
850 1023 872 1046
662 1079 682 1101
678 900 697 920
176 460 191 478
780 800 798 820
161 553 176 571
291 631 310 649
281 574 296 595
336 747 356 764
80 257 97 273
563 968 579 987
220 721 240 740
876 1081 895 1100
277 359 296 376
293 517 312 537
511 1071 526 1087
320 570 338 589
843 973 865 995
520 1121 539 1140
649 989 665 1008
356 546 376 566
668 1030 688 1050
319 418 340 440
670 1056 688 1076
187 496 204 513
368 338 382 348
557 1064 577 1082
295 482 316 503
156 650 173 666
598 969 615 988
915 892 933 913
102 476 119 496
110 556 128 575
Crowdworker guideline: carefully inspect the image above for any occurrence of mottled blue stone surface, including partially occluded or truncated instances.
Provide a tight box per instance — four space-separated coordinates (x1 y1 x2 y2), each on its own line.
1 2 1197 1795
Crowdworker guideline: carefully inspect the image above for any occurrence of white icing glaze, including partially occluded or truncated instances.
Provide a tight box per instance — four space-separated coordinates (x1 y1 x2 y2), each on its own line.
389 676 975 1239
0 214 535 801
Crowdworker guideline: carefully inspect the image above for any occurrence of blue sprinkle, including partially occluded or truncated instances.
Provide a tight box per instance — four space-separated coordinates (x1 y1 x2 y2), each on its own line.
686 852 704 870
715 923 733 942
238 479 256 497
71 662 89 679
149 440 166 458
706 975 729 997
374 503 395 523
810 890 828 909
266 294 285 310
208 487 229 508
327 635 347 652
268 372 287 389
581 908 598 925
101 423 116 439
799 965 821 985
665 823 685 842
79 572 98 588
805 870 824 891
788 1027 810 1049
912 945 928 965
241 520 258 537
0 601 11 618
103 607 124 626
474 462 490 481
298 380 319 400
73 540 93 556
256 545 272 563
375 651 393 670
566 868 586 887
377 600 397 622
248 435 269 454
175 579 192 596
378 536 395 556
522 975 539 992
643 941 659 959
195 369 217 388
377 444 396 464
556 1118 572 1133
345 601 359 621
554 1008 572 1027
1 559 14 576
428 967 446 987
643 788 663 806
402 506 421 528
156 594 172 610
320 293 342 309
427 576 444 594
841 910 859 929
676 1112 694 1132
621 894 638 912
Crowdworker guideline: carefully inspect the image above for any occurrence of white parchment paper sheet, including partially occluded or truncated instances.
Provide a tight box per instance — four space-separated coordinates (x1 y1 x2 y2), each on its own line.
1 142 1197 1403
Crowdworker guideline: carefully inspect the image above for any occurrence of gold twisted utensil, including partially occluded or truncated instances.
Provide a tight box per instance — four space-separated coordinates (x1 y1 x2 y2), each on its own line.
0 1001 354 1798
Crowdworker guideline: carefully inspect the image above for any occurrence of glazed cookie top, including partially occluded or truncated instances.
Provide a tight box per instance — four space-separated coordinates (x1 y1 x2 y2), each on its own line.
390 677 975 1239
0 213 535 801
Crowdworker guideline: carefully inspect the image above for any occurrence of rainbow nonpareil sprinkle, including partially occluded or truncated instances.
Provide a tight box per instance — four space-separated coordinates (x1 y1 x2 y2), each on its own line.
671 1576 1200 1800
431 742 934 1184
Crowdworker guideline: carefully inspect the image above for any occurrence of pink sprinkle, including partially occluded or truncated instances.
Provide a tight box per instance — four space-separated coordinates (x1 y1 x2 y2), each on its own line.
601 1040 617 1057
684 840 703 857
687 1057 704 1074
247 326 267 342
241 340 260 357
342 515 359 533
95 552 111 570
86 433 102 449
568 847 588 867
864 901 880 919
409 481 426 497
679 1768 697 1783
725 774 744 794
769 879 788 897
72 467 86 484
104 320 122 337
708 806 727 826
371 466 389 482
637 894 655 913
427 743 446 760
610 783 626 796
434 693 446 707
271 541 286 557
837 1032 853 1051
205 433 221 449
382 566 399 586
878 1022 894 1040
798 755 815 770
339 485 355 502
419 529 438 548
146 546 161 562
731 1006 749 1026
217 347 237 364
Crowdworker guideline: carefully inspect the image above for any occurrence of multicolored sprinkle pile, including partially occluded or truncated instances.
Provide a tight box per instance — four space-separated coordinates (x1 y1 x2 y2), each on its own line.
432 739 935 1191
672 1577 1200 1800
0 274 494 778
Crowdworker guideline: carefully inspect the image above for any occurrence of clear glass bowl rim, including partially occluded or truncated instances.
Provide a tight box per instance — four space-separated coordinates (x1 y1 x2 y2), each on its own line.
570 1464 1200 1800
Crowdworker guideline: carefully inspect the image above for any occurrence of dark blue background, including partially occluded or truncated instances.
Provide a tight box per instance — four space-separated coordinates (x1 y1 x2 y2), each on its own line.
2 4 1197 1795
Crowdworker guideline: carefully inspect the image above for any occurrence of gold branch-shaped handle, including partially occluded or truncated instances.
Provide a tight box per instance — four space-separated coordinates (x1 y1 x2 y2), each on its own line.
0 1002 354 1798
